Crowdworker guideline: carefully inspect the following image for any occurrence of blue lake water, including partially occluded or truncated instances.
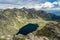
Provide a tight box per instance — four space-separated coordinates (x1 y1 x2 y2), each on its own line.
16 23 39 35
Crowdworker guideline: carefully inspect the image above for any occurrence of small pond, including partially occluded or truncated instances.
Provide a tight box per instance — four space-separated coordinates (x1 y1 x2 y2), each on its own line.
16 23 39 35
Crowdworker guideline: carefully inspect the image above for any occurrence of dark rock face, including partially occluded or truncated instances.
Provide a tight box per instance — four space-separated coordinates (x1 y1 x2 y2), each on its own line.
36 23 60 40
16 23 39 35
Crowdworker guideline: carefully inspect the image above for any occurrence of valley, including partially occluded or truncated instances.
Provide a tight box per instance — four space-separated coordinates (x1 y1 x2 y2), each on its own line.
0 8 60 40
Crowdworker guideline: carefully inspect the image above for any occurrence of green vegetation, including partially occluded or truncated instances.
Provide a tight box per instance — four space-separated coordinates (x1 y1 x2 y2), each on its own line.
0 8 60 40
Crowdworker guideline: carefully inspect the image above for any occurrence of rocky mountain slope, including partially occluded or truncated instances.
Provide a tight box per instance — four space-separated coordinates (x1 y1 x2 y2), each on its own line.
36 22 60 40
14 22 60 40
0 8 60 40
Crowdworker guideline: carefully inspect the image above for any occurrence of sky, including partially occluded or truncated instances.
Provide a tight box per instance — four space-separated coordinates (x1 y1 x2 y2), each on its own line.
0 0 60 10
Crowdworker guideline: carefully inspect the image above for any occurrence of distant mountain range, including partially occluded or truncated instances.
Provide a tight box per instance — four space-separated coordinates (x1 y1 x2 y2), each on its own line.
44 10 60 15
21 7 60 21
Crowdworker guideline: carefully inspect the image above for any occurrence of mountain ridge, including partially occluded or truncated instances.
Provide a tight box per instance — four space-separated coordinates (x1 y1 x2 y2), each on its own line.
0 8 60 40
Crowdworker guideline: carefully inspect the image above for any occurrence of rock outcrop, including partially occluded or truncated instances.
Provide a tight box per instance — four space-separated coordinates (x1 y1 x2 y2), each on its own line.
36 22 60 40
13 33 49 40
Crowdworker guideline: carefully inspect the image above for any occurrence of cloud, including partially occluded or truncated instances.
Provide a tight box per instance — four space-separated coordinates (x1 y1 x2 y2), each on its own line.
0 0 16 2
0 0 58 5
53 1 60 6
0 4 22 9
5 0 16 2
41 2 54 8
22 2 54 10
0 0 59 10
0 2 54 10
0 0 19 5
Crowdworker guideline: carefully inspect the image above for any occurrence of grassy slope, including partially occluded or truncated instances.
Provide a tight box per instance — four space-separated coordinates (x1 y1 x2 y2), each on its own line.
0 8 58 36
